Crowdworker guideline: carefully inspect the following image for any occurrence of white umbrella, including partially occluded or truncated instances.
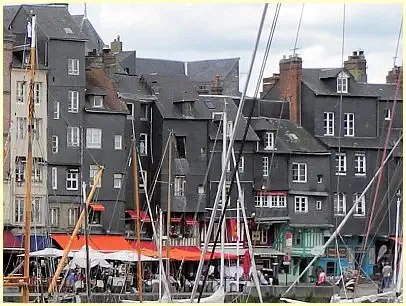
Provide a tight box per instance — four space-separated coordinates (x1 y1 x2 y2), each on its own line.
104 250 158 262
18 247 64 257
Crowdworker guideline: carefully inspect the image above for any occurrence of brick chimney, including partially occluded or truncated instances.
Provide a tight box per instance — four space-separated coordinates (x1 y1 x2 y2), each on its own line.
211 74 223 95
110 35 123 54
279 54 302 125
344 50 367 82
386 65 403 86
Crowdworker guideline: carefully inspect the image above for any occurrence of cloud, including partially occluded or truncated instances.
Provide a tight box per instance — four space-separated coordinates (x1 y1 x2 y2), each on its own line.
68 3 403 94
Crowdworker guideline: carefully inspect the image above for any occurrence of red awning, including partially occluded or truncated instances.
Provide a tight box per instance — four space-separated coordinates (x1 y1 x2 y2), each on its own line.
90 203 105 212
171 217 182 223
52 234 133 252
3 232 23 251
185 215 198 225
125 210 151 222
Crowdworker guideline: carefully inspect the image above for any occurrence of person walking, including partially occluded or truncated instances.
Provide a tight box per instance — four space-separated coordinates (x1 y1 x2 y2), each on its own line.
381 262 393 290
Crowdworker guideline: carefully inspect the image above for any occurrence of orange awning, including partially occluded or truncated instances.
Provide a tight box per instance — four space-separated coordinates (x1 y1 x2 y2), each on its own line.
171 217 182 223
126 210 151 222
90 203 105 212
52 234 133 252
185 215 198 225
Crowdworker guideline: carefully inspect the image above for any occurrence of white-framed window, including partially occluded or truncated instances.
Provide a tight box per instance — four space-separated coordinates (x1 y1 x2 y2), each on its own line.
254 194 270 208
270 195 287 207
384 108 391 121
68 91 79 112
337 75 348 93
261 230 268 244
86 128 102 149
34 82 41 104
344 113 355 136
140 104 148 120
33 118 42 140
262 156 269 177
294 196 308 213
51 167 57 190
174 176 186 196
50 207 59 226
66 169 79 190
353 193 366 216
335 153 347 175
68 208 79 226
32 159 42 182
68 59 79 75
324 112 334 136
334 193 346 216
226 121 233 138
67 126 80 147
89 165 101 187
139 133 148 156
316 200 322 210
114 173 123 189
126 102 134 119
198 185 205 195
292 162 307 183
93 96 103 108
31 197 41 223
114 135 122 150
52 135 59 153
53 101 60 119
16 117 27 140
139 170 147 190
264 131 275 150
16 81 26 103
355 153 366 176
15 157 25 182
15 197 24 224
238 156 244 173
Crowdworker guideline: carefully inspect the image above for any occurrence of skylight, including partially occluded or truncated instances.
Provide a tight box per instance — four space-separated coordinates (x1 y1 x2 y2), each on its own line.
204 100 216 109
64 27 73 34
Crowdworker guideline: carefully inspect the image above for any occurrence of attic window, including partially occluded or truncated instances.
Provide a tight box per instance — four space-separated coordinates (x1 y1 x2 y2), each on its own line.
181 101 194 117
204 100 216 109
264 132 275 150
337 72 348 93
64 27 73 34
93 96 103 108
287 133 299 142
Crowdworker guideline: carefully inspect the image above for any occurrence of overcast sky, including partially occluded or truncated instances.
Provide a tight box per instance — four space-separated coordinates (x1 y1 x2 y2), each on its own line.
68 3 403 95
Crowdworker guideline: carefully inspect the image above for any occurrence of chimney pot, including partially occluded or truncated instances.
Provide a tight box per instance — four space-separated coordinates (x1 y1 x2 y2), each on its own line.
353 51 357 56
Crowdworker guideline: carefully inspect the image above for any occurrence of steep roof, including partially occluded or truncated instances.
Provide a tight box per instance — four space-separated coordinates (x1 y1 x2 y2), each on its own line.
71 15 104 54
364 83 403 101
3 5 20 29
136 58 185 75
85 68 128 113
250 117 328 154
203 96 259 142
187 58 239 82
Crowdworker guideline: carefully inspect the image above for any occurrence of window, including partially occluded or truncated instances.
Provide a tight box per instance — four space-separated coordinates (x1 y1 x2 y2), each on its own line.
294 196 308 213
89 165 101 187
68 59 79 75
17 81 25 103
238 156 244 173
316 200 322 210
93 96 103 108
139 170 147 190
86 128 102 149
317 175 323 183
335 153 347 175
264 132 275 150
52 167 57 190
353 193 366 216
174 176 186 196
261 230 268 244
52 136 59 153
16 117 26 140
226 121 233 138
67 127 80 147
66 169 79 190
34 82 41 104
254 194 277 208
15 198 24 223
175 136 186 158
198 185 205 195
33 118 42 140
68 208 79 226
139 133 148 156
292 162 307 182
15 157 25 182
31 197 41 223
270 195 287 207
32 158 42 182
114 135 122 150
262 156 269 177
337 76 348 93
355 153 366 176
68 91 79 112
50 208 59 226
53 101 60 119
344 113 355 136
181 101 193 116
89 210 102 225
140 104 148 120
114 173 123 189
324 112 334 136
334 193 346 216
385 108 391 121
126 103 134 119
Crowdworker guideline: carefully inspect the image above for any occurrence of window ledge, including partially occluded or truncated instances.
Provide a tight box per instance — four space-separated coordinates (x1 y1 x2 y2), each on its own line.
335 173 346 176
294 211 308 214
334 214 346 216
355 173 366 177
344 135 355 137
264 147 276 151
292 181 307 183
353 215 365 218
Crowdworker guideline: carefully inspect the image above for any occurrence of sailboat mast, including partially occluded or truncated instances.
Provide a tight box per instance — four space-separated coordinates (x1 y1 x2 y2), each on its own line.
22 13 37 303
220 104 227 286
166 132 173 276
393 195 401 286
159 209 163 301
82 182 91 302
132 142 143 301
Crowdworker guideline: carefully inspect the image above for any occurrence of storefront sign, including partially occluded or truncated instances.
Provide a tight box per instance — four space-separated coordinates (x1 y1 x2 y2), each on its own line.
286 232 293 248
327 248 346 258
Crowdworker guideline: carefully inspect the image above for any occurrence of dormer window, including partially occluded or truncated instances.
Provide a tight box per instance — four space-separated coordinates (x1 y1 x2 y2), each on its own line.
181 101 194 117
337 71 349 93
264 131 275 150
93 96 103 108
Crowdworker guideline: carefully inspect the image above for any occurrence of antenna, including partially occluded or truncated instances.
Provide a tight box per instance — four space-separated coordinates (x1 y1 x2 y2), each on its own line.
290 47 300 57
84 3 88 19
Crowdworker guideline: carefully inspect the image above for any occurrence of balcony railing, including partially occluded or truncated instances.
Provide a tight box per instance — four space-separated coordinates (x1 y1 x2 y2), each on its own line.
168 237 199 247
